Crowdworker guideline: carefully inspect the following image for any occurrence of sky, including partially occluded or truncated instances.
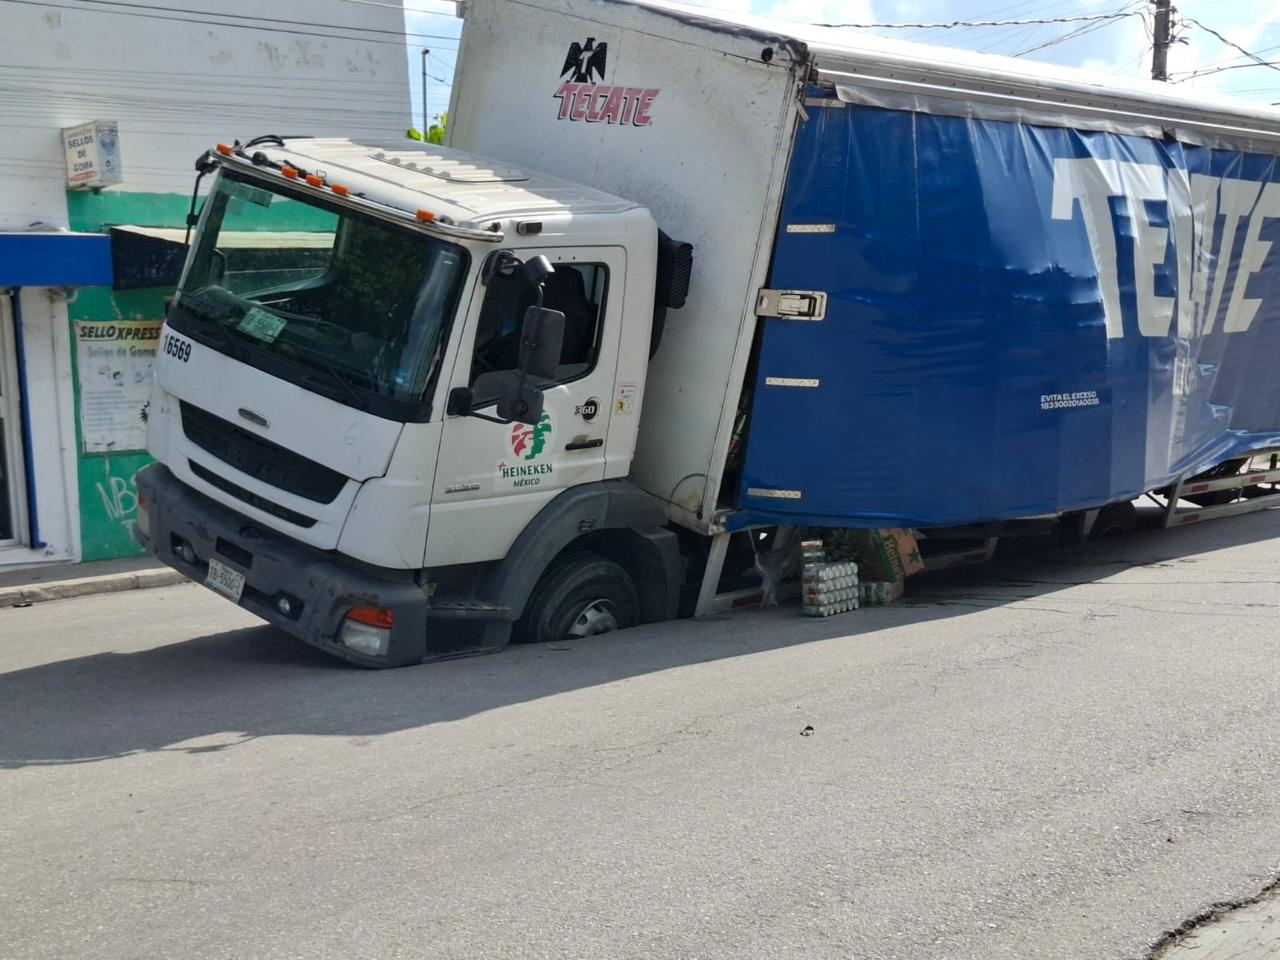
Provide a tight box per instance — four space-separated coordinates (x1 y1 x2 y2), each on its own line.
402 0 1280 130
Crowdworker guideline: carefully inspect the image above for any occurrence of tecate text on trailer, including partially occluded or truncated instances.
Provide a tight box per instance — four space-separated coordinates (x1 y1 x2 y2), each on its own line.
1053 157 1280 340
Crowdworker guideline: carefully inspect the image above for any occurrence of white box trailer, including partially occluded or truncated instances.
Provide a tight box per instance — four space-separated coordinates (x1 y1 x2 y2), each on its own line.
449 0 803 533
133 0 1280 666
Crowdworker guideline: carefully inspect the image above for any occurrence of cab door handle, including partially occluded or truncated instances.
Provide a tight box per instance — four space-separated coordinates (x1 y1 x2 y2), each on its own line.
565 438 604 451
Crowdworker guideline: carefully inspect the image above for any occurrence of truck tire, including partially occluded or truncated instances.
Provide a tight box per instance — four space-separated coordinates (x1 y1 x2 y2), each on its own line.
1187 459 1248 506
1089 500 1138 540
515 553 639 644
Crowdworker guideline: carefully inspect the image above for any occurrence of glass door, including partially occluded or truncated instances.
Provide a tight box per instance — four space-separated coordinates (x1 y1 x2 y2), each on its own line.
0 293 26 546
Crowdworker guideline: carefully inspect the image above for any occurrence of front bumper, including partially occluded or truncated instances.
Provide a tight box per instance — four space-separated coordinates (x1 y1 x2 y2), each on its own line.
134 463 430 667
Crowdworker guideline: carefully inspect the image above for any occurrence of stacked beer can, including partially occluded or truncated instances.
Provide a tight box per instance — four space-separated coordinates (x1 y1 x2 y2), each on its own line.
801 539 859 617
857 579 904 606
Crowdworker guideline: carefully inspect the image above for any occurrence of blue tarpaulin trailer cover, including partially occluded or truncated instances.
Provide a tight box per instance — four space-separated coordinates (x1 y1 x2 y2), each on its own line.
735 96 1280 530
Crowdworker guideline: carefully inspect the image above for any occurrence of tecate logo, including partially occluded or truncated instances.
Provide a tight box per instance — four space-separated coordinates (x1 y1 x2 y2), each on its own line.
553 37 660 127
1053 158 1280 339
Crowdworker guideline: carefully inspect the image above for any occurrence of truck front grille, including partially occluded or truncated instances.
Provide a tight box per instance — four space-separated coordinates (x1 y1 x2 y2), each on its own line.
189 461 318 529
180 402 347 504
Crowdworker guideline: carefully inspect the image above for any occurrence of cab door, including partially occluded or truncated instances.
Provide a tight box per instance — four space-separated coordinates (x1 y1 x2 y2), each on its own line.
426 247 626 566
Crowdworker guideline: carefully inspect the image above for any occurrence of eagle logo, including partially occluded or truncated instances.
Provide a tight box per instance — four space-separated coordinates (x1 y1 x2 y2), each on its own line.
561 38 608 84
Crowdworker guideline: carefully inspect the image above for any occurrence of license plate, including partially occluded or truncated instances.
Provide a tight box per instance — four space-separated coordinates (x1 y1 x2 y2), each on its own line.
205 557 246 603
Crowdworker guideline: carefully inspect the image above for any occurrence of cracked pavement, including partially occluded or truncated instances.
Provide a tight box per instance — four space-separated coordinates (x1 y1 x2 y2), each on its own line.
2 508 1279 959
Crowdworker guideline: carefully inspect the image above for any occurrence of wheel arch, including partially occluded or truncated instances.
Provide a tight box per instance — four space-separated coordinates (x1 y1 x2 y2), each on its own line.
478 480 683 641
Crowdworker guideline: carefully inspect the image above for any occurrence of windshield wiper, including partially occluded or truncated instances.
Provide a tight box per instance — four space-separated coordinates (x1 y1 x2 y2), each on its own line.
285 342 362 408
172 296 240 357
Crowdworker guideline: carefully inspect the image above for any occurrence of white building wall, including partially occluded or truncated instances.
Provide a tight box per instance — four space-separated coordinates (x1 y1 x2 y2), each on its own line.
0 0 411 227
0 0 410 568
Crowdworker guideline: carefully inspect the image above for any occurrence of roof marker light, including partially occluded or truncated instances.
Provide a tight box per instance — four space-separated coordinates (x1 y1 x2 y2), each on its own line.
330 183 349 197
416 210 436 223
281 166 299 179
304 174 323 187
215 143 233 156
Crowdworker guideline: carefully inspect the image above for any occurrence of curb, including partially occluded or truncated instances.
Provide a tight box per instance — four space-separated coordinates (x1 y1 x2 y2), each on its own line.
0 569 191 608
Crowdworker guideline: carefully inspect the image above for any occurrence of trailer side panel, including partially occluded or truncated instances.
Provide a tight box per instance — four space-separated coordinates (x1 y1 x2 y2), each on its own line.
734 97 1280 528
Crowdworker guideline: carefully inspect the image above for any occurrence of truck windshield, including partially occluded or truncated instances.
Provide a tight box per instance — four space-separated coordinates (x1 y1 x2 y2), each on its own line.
170 170 469 421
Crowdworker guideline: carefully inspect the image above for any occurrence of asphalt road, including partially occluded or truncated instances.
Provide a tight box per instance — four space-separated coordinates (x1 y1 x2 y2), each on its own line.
2 511 1280 960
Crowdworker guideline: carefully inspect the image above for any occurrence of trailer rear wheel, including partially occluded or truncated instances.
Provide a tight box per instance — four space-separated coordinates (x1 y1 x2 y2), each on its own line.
1089 500 1138 540
1184 458 1249 506
515 553 639 644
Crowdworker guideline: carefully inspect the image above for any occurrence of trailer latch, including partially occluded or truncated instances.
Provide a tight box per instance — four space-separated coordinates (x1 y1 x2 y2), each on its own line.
756 289 827 321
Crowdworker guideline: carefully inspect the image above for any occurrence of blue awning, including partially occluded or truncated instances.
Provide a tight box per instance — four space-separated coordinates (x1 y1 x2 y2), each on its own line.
0 231 113 287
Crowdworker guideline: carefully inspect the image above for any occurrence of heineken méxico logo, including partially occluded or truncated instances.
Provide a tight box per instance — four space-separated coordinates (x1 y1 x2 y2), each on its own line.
501 412 554 488
511 411 552 460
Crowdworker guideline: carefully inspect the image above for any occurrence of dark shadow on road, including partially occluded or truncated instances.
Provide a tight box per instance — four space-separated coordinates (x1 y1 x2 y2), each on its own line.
1 507 1276 768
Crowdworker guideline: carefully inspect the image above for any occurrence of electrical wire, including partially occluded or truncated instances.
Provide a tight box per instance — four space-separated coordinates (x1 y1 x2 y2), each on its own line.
334 0 460 13
1172 60 1280 81
814 9 1140 30
1169 16 1280 84
0 63 425 91
900 0 1097 42
0 0 458 49
9 0 460 42
1012 4 1141 57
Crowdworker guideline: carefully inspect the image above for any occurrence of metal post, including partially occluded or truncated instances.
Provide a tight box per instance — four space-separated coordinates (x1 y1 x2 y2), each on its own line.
1151 0 1172 82
7 289 46 548
421 48 430 133
1163 472 1185 528
694 532 731 618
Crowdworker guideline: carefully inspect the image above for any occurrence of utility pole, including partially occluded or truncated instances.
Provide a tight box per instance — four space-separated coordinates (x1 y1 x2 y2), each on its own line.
1151 0 1171 82
421 48 430 132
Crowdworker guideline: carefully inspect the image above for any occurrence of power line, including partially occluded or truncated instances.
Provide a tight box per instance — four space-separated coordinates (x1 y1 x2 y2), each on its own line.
0 0 458 49
1180 14 1280 78
895 0 1112 42
334 0 459 13
1012 8 1135 57
1172 60 1280 82
19 0 459 41
814 9 1140 30
0 63 422 90
1183 41 1280 74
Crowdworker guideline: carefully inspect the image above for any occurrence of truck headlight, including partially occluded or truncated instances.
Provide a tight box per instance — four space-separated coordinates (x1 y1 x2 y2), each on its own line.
339 607 394 658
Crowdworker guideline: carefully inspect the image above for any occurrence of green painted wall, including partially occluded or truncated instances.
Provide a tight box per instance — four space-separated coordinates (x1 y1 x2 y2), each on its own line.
64 182 341 560
68 192 181 561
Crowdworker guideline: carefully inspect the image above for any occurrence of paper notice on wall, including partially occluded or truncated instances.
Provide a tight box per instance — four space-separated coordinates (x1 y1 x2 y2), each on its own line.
75 320 162 453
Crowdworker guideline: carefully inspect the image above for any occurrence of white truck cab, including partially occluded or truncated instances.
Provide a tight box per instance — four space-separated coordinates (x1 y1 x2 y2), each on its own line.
136 136 691 666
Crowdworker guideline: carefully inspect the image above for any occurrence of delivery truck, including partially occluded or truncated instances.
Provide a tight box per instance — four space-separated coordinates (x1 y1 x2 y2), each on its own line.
134 0 1280 666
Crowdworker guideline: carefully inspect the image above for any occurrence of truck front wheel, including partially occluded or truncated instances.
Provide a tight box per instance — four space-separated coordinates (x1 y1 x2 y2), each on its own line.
515 553 639 644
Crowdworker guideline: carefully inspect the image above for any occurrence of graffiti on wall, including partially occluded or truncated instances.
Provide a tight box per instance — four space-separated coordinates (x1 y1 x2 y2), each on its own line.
78 452 151 562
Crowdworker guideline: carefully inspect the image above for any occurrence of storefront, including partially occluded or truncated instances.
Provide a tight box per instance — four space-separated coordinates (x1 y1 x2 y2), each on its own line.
0 0 411 570
0 233 113 566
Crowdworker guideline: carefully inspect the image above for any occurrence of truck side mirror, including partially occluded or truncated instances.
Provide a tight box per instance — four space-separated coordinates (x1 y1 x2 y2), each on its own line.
522 255 555 286
519 305 565 381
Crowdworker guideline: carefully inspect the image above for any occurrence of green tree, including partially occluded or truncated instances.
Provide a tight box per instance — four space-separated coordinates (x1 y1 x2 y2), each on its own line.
427 111 448 145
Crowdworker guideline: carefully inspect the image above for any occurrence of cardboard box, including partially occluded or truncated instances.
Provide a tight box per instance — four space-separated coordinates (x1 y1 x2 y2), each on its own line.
828 528 923 582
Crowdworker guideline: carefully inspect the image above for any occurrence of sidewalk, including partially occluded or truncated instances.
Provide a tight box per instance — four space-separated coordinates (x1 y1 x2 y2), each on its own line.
0 557 189 608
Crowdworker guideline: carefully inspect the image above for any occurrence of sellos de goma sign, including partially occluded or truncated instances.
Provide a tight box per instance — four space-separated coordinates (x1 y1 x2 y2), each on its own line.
553 38 659 126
